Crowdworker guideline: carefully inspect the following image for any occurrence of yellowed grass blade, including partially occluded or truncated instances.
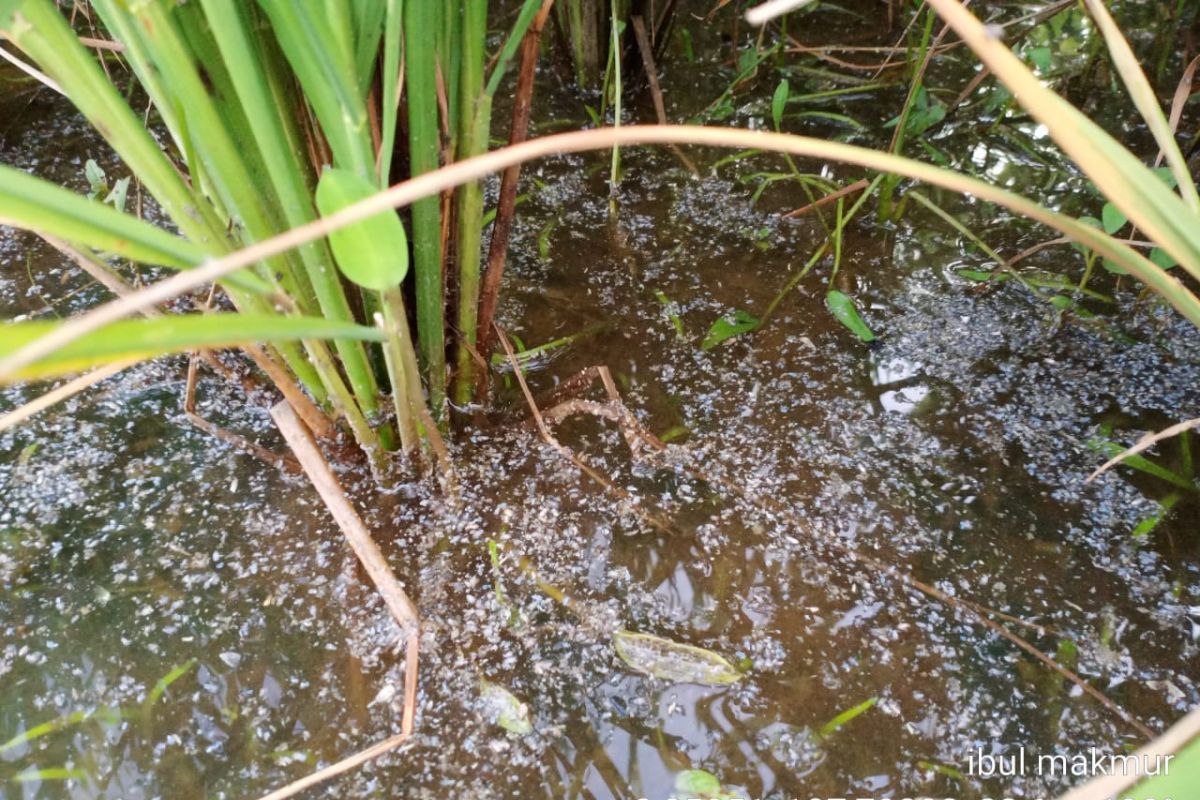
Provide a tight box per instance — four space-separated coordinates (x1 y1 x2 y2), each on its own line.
1081 0 1199 214
2 125 1198 383
923 0 1200 282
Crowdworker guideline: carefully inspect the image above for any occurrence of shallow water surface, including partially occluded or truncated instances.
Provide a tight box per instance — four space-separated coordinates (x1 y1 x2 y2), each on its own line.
3 2 1200 798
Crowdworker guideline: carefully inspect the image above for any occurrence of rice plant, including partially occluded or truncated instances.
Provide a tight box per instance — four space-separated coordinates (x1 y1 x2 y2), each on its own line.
2 0 1198 482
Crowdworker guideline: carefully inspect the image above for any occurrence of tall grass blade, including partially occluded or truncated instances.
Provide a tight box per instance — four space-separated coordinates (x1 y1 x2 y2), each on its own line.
923 0 1200 284
404 0 446 411
1081 0 1200 214
198 0 384 421
451 0 490 405
0 314 385 382
5 125 1199 384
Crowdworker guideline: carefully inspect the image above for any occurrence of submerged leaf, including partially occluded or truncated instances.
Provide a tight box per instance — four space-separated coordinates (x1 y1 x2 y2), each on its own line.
612 630 743 686
315 167 410 291
825 290 876 342
479 678 533 734
675 768 723 798
700 309 760 351
818 696 877 738
13 766 88 783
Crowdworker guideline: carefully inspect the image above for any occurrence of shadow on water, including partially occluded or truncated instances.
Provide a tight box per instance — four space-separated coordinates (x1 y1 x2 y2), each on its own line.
2 1 1199 797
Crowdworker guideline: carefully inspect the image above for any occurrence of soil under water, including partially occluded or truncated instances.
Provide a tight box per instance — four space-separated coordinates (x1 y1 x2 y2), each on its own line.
2 2 1199 798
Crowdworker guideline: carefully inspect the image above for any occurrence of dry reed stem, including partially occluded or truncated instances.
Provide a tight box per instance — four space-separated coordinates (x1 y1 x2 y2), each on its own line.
253 732 412 800
475 0 555 384
0 360 131 433
4 123 1195 381
258 401 422 799
783 178 869 218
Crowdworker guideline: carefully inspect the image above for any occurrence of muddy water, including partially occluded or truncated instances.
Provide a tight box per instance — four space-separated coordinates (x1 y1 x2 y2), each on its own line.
2 2 1200 798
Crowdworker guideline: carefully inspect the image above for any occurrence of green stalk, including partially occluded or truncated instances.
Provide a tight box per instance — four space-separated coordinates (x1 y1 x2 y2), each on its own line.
405 0 447 412
199 0 387 437
255 0 375 177
380 288 420 452
378 0 403 184
451 0 489 406
608 0 623 204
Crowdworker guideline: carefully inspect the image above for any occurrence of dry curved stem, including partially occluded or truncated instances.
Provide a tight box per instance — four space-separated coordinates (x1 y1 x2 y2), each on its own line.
0 359 132 433
256 400 421 799
253 731 413 800
1085 416 1200 484
7 123 1196 382
0 38 62 93
495 325 678 536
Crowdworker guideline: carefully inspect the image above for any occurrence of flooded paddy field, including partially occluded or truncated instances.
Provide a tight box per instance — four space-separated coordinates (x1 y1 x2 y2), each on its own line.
2 1 1199 798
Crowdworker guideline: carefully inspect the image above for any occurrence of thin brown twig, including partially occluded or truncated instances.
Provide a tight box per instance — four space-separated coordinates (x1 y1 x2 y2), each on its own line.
183 355 300 474
475 0 556 398
783 178 869 218
494 327 677 535
254 732 412 800
631 15 699 176
1157 53 1200 167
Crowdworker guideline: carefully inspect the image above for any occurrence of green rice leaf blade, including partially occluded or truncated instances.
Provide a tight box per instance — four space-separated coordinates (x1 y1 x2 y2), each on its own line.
0 314 385 382
12 766 89 783
771 79 789 131
0 165 202 270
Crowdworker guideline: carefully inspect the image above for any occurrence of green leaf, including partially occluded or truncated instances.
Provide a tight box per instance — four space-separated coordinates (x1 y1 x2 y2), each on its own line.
675 768 723 798
105 177 130 214
0 164 205 271
1149 247 1177 270
700 309 760 351
85 159 107 199
818 696 877 738
771 79 789 131
143 658 197 711
1087 438 1197 492
1101 202 1127 234
0 314 386 382
825 290 876 342
0 0 21 26
612 630 744 686
479 678 533 734
1026 46 1052 72
315 167 410 291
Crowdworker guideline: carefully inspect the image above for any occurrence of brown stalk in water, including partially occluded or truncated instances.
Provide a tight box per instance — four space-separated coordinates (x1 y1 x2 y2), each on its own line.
474 0 556 398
